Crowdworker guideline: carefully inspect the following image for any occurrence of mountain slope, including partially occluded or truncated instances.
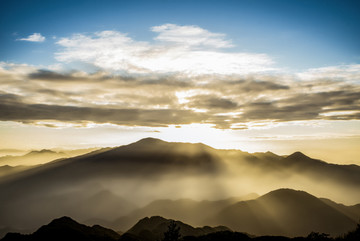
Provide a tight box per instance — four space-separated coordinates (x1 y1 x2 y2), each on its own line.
99 193 259 231
0 165 35 177
209 189 358 237
0 139 222 230
319 198 360 222
0 138 359 233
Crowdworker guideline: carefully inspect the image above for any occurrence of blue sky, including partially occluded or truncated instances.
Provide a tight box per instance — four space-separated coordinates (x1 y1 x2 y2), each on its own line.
1 0 360 70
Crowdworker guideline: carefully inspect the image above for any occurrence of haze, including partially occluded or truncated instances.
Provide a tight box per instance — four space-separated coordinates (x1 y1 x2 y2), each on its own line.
0 1 360 239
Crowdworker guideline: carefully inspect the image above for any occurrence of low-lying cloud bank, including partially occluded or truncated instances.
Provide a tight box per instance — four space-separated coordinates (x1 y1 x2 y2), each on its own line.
0 62 359 129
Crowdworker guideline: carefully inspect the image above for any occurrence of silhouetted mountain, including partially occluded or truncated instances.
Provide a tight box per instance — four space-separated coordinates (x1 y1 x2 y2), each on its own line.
0 138 359 233
1 216 120 241
0 148 97 166
182 231 252 241
125 216 229 241
97 194 259 231
253 151 284 162
209 189 358 237
2 215 359 241
319 198 360 222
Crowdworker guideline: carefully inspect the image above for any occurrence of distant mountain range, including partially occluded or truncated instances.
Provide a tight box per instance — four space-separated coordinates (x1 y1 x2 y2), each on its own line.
0 148 99 167
208 188 359 237
0 165 35 177
85 193 259 232
0 138 359 237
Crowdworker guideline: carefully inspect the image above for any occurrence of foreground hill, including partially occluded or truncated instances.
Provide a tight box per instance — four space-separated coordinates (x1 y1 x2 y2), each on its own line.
1 216 120 241
2 215 359 241
124 216 229 241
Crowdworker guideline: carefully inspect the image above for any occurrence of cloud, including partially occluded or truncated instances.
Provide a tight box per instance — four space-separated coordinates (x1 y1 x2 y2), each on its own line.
0 63 359 129
0 92 209 127
297 64 360 83
151 23 233 48
55 24 275 75
187 95 238 110
17 33 46 42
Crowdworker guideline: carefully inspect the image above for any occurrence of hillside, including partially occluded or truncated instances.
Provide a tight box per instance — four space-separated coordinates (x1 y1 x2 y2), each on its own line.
1 216 120 241
0 138 359 234
125 216 229 241
209 189 358 236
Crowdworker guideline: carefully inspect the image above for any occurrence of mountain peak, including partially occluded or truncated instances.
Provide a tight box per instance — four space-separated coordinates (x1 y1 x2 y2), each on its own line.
286 151 310 160
127 216 230 240
262 188 312 198
134 137 167 145
119 138 215 156
47 216 78 226
27 149 57 155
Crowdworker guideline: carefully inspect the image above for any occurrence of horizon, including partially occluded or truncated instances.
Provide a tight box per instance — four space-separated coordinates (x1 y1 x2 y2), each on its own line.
0 136 355 162
1 1 359 165
0 136 359 166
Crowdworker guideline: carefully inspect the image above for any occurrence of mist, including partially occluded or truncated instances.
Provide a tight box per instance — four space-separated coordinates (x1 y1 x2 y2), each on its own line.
0 138 359 237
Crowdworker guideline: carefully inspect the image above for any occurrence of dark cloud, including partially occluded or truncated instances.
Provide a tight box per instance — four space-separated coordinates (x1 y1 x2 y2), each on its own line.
0 92 23 104
28 70 193 88
242 101 321 121
0 93 210 127
220 79 290 92
187 95 238 110
1 67 360 129
28 70 81 81
241 90 360 121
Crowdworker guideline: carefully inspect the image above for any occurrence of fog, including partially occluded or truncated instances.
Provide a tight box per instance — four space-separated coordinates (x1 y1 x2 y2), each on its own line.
0 139 359 236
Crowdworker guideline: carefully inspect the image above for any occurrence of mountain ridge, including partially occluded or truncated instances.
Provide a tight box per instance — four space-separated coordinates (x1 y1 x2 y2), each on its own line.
0 138 359 234
209 188 358 237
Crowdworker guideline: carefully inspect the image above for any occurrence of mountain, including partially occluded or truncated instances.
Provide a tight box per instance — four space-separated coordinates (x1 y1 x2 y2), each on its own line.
2 215 359 241
0 138 359 233
0 139 222 230
93 193 259 231
0 187 136 233
0 150 65 166
208 189 358 237
319 198 360 222
283 152 360 186
0 138 220 186
1 216 120 241
124 216 229 241
0 148 98 166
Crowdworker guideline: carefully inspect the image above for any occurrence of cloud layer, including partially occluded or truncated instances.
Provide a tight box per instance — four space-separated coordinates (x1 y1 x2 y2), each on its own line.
1 62 359 129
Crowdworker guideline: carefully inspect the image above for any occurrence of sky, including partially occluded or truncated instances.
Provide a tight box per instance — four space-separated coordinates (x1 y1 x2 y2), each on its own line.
0 0 359 164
